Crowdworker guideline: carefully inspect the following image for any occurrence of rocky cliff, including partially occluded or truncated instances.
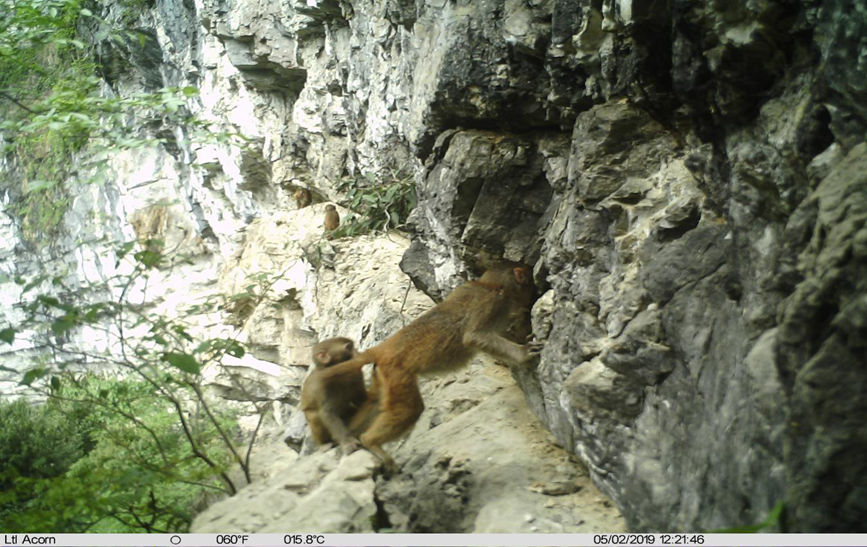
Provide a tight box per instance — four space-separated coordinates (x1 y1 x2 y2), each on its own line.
1 0 864 533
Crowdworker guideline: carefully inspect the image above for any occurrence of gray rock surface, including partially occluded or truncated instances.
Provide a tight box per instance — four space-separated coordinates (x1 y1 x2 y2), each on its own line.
193 448 381 533
193 361 625 533
1 0 864 534
776 143 867 530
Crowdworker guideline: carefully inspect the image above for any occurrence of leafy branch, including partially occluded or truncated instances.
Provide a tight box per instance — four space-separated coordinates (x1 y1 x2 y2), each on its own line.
0 242 295 530
331 168 417 237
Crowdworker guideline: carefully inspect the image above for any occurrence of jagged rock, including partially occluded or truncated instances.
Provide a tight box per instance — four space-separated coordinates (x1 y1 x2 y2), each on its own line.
192 360 625 533
375 362 624 533
776 143 867 531
192 446 379 533
814 0 867 149
402 129 554 296
521 96 796 531
2 0 865 534
569 103 679 203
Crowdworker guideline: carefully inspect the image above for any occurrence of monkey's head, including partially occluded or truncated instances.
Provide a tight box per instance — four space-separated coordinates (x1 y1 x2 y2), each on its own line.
480 263 537 307
312 336 357 367
325 204 336 212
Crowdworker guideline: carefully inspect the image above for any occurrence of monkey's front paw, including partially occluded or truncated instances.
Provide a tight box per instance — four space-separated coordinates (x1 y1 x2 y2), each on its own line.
528 337 545 353
522 339 544 363
379 456 398 476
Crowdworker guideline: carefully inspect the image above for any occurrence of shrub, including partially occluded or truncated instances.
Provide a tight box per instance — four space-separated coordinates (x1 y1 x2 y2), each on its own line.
0 375 237 532
332 170 417 237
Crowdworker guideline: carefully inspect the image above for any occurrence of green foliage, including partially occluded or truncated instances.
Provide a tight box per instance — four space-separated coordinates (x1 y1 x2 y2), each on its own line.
0 0 95 241
332 170 417 237
0 242 292 531
0 376 236 532
0 0 88 94
0 398 88 490
0 0 223 244
0 398 88 530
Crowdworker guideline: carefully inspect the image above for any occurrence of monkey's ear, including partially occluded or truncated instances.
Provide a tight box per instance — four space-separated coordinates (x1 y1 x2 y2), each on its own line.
513 266 529 285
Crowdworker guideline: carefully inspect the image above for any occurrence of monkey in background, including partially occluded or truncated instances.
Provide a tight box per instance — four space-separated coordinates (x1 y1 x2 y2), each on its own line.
324 204 340 231
294 188 312 208
319 263 539 470
300 337 366 454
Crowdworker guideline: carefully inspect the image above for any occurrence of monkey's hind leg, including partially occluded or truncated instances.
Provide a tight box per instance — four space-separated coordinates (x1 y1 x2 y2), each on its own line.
360 372 424 472
348 370 381 435
305 410 332 445
319 402 361 455
348 397 379 436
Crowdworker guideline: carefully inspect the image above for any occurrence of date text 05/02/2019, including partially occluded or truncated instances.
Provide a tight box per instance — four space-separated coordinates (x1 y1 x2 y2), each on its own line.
593 533 706 545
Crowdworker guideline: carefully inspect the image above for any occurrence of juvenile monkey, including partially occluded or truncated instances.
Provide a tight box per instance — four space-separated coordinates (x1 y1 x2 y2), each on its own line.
323 204 340 231
320 263 538 469
294 188 312 208
300 337 366 453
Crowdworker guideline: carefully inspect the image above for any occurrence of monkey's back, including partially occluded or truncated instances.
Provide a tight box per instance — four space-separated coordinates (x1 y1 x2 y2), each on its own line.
370 280 503 375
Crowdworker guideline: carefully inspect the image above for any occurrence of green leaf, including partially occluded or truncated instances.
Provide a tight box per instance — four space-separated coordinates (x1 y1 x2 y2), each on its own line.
22 275 48 293
83 305 103 322
24 179 57 193
116 240 137 261
162 352 200 374
225 341 245 358
194 340 213 353
0 327 15 344
173 325 193 342
133 249 161 268
21 367 48 386
50 316 76 335
36 294 59 308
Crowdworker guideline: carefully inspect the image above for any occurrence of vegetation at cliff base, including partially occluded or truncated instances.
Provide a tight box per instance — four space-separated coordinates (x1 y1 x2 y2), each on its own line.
0 376 234 532
0 239 290 532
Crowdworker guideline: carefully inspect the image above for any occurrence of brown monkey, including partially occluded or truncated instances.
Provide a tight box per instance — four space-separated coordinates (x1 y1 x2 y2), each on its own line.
300 337 366 453
294 188 312 208
320 264 538 469
323 204 340 231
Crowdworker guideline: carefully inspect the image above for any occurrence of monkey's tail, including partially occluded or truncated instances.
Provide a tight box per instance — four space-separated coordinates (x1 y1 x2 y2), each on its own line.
318 350 375 379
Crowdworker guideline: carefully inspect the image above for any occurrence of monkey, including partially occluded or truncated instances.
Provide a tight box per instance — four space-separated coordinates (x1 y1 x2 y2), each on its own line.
300 337 366 454
319 263 539 470
294 188 312 208
323 204 340 231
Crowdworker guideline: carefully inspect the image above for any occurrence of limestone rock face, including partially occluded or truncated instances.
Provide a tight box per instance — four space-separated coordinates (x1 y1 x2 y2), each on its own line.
374 362 624 533
394 1 866 533
402 129 555 296
192 448 381 533
192 360 625 533
776 144 867 530
2 0 864 534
